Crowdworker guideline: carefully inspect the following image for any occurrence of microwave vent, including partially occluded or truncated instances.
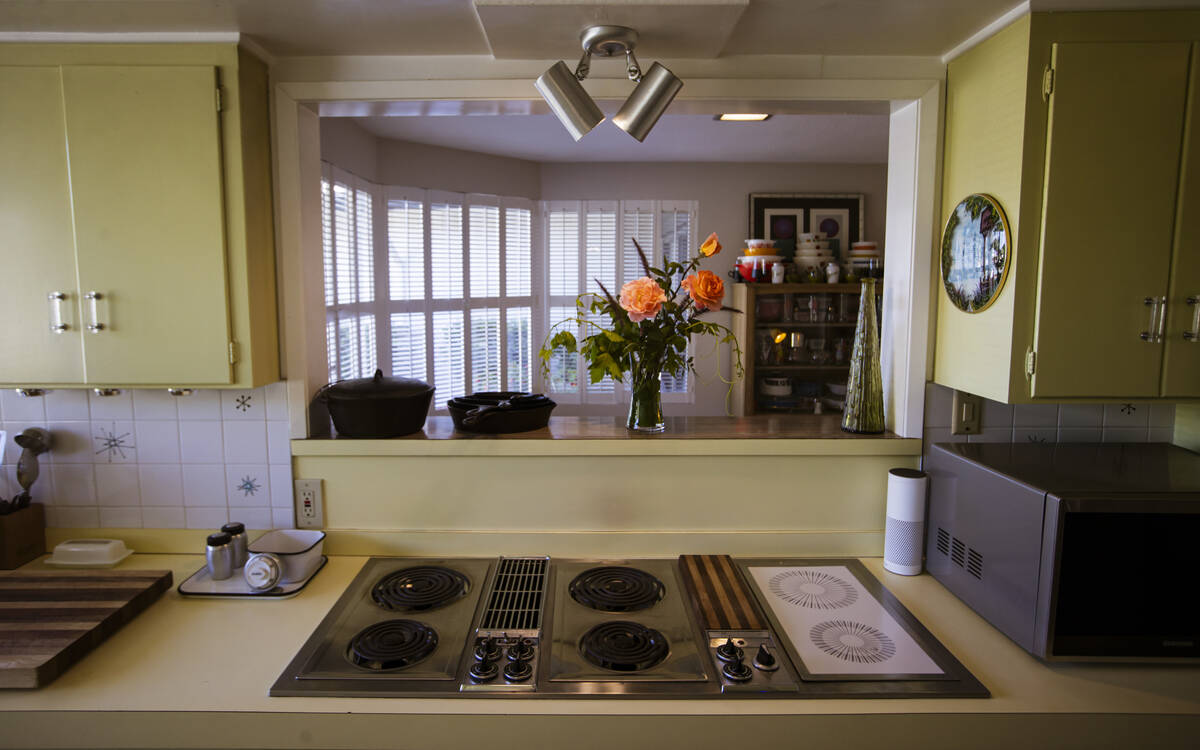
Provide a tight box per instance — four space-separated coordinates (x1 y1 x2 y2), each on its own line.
936 527 950 556
951 537 966 567
967 548 983 579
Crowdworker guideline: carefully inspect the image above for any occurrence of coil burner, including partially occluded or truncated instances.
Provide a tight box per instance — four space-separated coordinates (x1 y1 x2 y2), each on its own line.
579 621 670 672
347 619 439 670
371 566 469 612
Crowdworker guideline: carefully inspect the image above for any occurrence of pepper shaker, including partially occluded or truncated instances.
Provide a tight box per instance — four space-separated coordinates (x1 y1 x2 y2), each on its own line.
221 521 248 568
206 532 234 581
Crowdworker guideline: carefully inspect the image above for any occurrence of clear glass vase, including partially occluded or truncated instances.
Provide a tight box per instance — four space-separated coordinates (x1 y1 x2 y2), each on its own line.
626 371 666 433
841 278 885 434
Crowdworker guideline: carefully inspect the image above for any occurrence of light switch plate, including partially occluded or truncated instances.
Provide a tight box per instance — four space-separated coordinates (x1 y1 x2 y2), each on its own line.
294 478 324 528
951 390 982 435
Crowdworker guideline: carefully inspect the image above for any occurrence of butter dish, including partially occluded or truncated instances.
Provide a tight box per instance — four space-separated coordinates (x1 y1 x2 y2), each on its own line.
45 538 134 568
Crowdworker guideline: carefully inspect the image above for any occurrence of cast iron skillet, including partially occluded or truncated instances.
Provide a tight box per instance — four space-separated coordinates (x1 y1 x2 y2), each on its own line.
447 392 556 434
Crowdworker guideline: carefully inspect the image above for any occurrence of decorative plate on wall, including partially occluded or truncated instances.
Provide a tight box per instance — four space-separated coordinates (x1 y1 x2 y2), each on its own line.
940 193 1011 313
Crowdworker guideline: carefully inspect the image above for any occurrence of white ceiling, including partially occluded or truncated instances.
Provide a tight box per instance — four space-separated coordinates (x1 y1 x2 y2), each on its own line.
3 0 1197 58
353 112 890 163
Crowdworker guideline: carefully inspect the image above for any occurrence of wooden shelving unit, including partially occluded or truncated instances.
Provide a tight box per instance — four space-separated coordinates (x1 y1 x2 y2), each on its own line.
731 282 878 416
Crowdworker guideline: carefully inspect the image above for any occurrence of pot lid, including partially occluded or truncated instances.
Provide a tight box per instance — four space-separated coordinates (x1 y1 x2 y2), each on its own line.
322 369 433 399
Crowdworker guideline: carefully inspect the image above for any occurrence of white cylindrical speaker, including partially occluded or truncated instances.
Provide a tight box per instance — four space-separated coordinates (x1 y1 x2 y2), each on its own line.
883 467 929 575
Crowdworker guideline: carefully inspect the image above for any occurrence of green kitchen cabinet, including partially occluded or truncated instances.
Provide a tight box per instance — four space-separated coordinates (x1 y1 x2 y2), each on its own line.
0 44 278 389
934 12 1200 403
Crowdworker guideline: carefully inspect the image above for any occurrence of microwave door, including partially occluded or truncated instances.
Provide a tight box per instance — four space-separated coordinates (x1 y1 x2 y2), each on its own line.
1039 492 1200 661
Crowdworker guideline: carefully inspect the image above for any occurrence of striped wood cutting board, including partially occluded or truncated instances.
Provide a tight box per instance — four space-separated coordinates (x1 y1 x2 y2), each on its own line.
678 554 767 630
0 569 173 688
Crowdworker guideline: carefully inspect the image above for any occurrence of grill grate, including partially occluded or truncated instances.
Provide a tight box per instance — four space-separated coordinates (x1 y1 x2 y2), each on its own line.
479 557 547 631
936 527 950 556
967 548 983 579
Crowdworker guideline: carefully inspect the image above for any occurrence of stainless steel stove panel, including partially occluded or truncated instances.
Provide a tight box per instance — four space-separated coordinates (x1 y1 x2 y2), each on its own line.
546 559 711 686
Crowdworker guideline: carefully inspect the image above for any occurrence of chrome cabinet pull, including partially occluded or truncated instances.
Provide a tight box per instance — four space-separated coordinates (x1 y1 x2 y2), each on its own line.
1155 295 1168 343
84 291 106 333
47 291 68 333
1185 295 1200 342
1140 296 1162 342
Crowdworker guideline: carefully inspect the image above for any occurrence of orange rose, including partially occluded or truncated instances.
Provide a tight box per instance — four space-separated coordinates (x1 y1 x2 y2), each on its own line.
619 277 668 322
682 270 724 311
699 232 722 257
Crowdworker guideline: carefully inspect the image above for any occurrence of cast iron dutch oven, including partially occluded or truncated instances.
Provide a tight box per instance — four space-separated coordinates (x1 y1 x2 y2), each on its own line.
447 392 556 434
315 369 434 438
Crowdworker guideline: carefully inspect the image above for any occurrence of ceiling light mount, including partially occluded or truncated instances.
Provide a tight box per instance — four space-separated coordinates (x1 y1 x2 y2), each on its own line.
581 25 639 59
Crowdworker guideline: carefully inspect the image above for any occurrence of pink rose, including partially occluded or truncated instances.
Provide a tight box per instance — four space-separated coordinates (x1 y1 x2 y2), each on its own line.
619 277 668 322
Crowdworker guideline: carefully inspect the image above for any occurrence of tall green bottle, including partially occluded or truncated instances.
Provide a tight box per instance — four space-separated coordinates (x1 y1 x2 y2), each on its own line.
842 278 885 434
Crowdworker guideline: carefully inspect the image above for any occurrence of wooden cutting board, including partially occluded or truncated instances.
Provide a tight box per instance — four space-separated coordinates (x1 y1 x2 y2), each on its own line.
0 568 172 688
678 554 767 631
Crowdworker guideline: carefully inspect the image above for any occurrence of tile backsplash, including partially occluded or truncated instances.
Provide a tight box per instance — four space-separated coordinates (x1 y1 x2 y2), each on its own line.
923 382 1176 453
0 383 294 530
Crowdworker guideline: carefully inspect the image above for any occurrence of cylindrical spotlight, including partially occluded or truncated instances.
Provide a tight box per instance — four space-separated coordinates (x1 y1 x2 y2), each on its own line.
612 62 683 142
535 61 604 141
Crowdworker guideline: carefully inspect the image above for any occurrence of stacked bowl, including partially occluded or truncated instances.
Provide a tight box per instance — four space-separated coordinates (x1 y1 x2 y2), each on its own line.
737 239 782 282
794 233 834 272
847 241 883 278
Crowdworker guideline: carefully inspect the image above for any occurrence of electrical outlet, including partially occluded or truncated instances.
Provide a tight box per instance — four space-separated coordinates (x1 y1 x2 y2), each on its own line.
951 390 982 435
294 479 324 528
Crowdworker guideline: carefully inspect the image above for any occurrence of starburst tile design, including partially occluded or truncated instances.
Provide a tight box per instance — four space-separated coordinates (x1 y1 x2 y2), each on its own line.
1120 403 1136 416
235 394 253 412
94 424 135 463
237 475 262 497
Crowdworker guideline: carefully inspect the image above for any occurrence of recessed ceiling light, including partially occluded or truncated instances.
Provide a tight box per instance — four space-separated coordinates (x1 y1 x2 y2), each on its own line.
716 114 772 122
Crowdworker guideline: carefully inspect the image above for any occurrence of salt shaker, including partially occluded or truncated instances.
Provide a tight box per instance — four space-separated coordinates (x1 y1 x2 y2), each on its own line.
221 521 248 568
206 532 234 580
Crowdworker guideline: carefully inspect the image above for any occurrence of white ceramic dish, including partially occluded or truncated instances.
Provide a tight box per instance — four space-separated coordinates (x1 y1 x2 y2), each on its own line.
248 529 326 583
761 377 792 396
45 538 133 568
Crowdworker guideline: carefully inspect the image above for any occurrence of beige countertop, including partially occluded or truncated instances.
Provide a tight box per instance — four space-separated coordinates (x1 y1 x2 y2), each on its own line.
2 553 1197 749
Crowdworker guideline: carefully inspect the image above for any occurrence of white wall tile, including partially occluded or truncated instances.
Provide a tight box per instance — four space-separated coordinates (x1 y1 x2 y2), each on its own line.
1 390 46 421
1058 427 1102 443
923 383 953 428
44 390 90 420
1102 402 1150 428
132 389 179 420
100 506 143 528
223 421 268 464
135 421 181 464
1013 404 1059 427
1150 427 1175 442
175 390 221 420
139 465 183 506
182 465 228 507
179 421 224 464
965 428 1012 443
269 466 294 509
94 464 140 506
267 421 291 465
233 507 274 530
1058 404 1103 428
1014 427 1056 444
49 465 95 505
91 421 137 464
141 506 185 529
45 421 94 464
265 381 289 421
88 389 133 420
981 399 1012 428
186 506 228 530
272 507 296 529
1149 404 1176 428
221 388 266 421
1103 427 1149 442
46 506 98 528
227 464 270 507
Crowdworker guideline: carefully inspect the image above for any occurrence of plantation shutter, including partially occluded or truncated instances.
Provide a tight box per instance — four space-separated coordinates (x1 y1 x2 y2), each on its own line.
659 201 695 396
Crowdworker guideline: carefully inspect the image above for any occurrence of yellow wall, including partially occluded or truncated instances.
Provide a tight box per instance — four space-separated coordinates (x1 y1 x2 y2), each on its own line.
1176 404 1200 452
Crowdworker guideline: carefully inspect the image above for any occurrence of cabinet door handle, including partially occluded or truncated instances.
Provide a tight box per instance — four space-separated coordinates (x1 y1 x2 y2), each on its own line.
1155 295 1168 343
47 291 69 333
84 291 106 333
1185 295 1200 342
1140 296 1162 342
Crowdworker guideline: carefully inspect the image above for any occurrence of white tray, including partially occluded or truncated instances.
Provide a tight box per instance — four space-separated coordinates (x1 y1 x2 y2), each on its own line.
178 556 328 599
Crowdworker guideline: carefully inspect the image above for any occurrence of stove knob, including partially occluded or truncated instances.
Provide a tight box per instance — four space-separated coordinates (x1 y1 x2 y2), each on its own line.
721 655 754 683
753 644 779 672
474 637 502 662
503 658 533 683
508 637 535 661
469 659 499 683
715 637 743 663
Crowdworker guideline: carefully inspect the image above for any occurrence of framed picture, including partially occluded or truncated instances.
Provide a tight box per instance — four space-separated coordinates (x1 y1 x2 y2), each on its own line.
749 194 865 259
940 193 1011 314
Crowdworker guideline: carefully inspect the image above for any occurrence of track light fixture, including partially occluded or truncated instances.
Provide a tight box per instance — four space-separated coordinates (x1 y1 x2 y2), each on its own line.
535 25 683 142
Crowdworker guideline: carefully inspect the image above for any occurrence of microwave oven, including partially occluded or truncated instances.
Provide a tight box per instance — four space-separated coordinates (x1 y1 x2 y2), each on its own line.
925 442 1200 662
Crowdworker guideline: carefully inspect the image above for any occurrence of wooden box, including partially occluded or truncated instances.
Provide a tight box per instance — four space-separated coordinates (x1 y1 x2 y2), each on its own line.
0 503 46 569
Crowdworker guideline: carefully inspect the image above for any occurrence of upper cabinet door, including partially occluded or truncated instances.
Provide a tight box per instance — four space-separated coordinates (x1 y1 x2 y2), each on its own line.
1162 44 1200 398
62 66 233 385
0 67 85 384
1031 42 1190 399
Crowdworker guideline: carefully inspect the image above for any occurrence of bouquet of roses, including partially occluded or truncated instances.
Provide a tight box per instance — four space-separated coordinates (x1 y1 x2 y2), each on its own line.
539 233 744 431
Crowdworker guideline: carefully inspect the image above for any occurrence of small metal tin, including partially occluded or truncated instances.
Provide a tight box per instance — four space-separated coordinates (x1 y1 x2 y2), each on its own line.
221 521 248 568
244 552 283 592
